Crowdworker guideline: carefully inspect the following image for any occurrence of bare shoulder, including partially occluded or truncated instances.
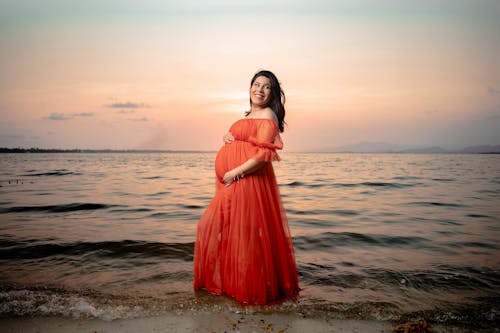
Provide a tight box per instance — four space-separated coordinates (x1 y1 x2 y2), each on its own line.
260 108 278 123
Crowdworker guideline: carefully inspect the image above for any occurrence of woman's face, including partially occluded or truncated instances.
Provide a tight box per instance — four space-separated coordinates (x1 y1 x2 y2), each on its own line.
250 76 272 107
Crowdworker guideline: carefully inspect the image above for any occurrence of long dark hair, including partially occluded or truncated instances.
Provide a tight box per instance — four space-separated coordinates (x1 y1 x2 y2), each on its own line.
247 70 286 133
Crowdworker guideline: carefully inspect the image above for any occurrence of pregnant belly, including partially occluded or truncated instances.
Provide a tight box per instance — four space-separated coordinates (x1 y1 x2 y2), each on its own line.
214 142 256 181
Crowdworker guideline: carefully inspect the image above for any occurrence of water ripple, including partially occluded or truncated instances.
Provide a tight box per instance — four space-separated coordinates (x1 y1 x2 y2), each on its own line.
20 169 82 177
0 239 194 261
294 232 430 250
0 203 117 213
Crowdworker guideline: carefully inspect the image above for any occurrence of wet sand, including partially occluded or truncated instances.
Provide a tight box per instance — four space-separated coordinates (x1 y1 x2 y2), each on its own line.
0 312 491 333
0 312 390 333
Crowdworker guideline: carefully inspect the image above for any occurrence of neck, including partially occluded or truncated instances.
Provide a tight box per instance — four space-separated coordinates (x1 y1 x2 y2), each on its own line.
250 104 266 113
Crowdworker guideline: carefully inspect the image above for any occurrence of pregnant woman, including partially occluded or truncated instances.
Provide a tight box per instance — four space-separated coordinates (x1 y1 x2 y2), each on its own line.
193 70 300 305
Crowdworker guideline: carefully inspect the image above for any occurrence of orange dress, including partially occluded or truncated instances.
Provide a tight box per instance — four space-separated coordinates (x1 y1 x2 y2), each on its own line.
193 118 300 305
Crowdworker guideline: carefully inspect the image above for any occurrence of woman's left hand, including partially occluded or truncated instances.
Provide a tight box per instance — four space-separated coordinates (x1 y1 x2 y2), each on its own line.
223 169 239 186
223 132 234 144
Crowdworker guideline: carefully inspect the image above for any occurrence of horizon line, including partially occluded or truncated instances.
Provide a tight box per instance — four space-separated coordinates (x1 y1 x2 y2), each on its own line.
1 145 499 154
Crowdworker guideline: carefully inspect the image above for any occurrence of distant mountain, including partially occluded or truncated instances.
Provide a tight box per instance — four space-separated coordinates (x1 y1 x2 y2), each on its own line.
399 146 448 153
323 141 410 153
320 142 500 153
457 145 500 153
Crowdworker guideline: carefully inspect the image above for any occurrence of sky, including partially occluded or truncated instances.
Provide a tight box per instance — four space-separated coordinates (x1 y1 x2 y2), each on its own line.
1 0 499 151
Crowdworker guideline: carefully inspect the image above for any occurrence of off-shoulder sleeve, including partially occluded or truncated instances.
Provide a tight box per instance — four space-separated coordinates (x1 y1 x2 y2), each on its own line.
248 120 283 162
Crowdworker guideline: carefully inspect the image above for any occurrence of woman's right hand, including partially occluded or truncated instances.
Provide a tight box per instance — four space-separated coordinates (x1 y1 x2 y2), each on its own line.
223 132 234 144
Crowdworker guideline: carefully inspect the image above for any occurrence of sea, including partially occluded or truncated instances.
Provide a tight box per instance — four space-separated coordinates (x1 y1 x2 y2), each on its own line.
0 152 499 328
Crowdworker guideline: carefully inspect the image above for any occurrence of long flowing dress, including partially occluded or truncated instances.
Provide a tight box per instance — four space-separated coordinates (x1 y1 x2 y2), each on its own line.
193 118 300 305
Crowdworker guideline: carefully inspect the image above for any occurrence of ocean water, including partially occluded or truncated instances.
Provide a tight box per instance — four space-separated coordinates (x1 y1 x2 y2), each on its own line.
0 152 499 327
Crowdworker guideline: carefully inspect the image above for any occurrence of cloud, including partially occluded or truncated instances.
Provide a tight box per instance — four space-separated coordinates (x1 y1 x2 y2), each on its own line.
488 86 500 95
45 112 95 121
47 112 71 121
105 101 150 109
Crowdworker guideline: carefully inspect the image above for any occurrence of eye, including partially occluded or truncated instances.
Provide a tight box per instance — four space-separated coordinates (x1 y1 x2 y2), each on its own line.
253 82 260 87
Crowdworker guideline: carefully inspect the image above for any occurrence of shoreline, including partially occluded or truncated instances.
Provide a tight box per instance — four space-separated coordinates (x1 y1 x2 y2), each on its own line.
1 313 389 333
0 312 495 333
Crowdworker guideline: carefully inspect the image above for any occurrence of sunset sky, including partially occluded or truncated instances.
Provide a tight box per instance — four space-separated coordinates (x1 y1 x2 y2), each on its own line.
1 0 499 151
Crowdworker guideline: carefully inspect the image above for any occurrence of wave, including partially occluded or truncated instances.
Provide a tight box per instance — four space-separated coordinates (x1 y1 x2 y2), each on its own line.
467 213 494 218
361 181 422 188
109 207 153 213
21 169 81 177
0 286 498 327
432 178 454 182
0 231 443 261
283 181 324 188
283 181 421 189
293 232 430 251
477 189 500 194
405 201 464 208
298 264 500 291
409 216 463 226
0 203 115 214
142 176 164 179
0 231 461 259
447 241 499 250
287 208 359 216
146 191 171 196
176 204 204 210
392 176 422 180
0 287 154 320
0 239 194 261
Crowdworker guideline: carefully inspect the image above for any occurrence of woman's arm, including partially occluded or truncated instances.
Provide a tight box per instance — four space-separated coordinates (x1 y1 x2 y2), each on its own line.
222 159 265 186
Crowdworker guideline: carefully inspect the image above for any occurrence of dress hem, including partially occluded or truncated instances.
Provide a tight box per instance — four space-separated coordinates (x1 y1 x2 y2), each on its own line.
194 286 301 307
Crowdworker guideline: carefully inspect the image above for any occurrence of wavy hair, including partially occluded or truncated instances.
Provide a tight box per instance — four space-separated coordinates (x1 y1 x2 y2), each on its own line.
247 70 286 133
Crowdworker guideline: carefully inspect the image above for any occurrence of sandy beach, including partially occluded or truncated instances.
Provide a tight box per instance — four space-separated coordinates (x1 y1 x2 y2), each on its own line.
1 312 494 333
0 313 388 333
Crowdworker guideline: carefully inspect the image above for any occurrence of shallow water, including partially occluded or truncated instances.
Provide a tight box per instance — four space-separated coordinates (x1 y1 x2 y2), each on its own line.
0 152 499 327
